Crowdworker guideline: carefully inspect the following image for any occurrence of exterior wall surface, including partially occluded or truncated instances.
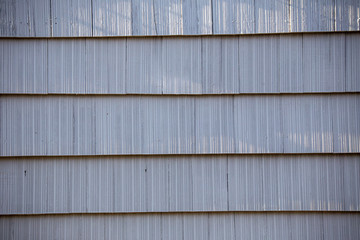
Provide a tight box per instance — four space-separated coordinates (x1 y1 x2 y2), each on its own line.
0 0 359 239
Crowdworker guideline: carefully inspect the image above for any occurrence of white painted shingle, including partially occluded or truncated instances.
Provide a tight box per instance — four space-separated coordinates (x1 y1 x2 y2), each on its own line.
290 0 335 32
85 38 126 93
346 33 360 91
48 39 86 93
92 0 132 36
212 0 255 34
0 0 50 37
0 39 48 93
303 34 346 92
51 0 92 37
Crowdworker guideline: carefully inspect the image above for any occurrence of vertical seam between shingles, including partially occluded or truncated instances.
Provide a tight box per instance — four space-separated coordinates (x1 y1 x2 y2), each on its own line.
344 34 347 91
226 155 229 211
152 0 158 35
182 213 185 240
210 0 214 34
232 96 236 153
91 0 94 36
233 212 236 239
160 214 163 240
112 158 115 211
207 213 210 240
289 0 292 32
49 0 53 37
130 1 134 35
85 39 87 93
253 0 256 33
32 3 36 36
261 156 265 210
72 100 75 155
167 161 170 211
277 35 280 93
125 38 127 94
341 155 345 211
161 37 163 94
93 98 96 155
321 212 325 240
46 39 49 94
301 33 304 92
331 95 335 153
145 160 148 212
281 96 284 154
333 0 336 31
26 0 31 36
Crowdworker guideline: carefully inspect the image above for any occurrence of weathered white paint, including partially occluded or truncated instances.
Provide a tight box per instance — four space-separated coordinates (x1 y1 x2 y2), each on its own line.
0 0 359 37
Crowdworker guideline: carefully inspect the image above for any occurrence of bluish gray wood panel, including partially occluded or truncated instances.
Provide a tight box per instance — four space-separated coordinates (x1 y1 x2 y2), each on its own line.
282 95 334 153
234 96 282 153
126 38 163 93
346 34 360 91
92 0 132 36
322 213 360 240
333 95 360 152
238 35 279 93
48 39 86 93
0 95 359 156
201 37 240 93
335 0 360 31
255 0 289 33
161 37 202 94
228 155 359 211
51 0 92 37
0 96 49 156
191 156 228 210
195 97 235 153
148 0 184 35
130 0 157 35
152 0 183 35
303 34 346 92
279 34 303 92
0 155 358 214
212 0 255 34
290 0 335 32
235 213 360 240
182 0 212 35
85 39 126 93
0 39 47 93
129 0 213 36
94 97 195 155
0 156 227 213
0 213 359 240
1 34 358 94
0 0 50 37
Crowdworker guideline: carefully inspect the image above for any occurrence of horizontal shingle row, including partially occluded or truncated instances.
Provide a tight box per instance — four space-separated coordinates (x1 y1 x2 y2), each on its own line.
1 212 359 239
0 0 359 37
1 94 359 156
0 155 359 214
1 33 359 94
